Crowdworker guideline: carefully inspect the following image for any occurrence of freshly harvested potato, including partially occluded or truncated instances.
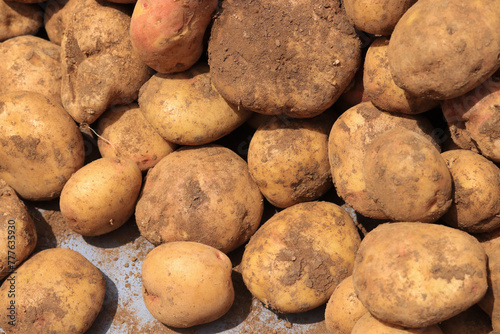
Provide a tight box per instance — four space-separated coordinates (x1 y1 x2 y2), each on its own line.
353 222 488 328
61 0 151 124
328 102 439 220
0 180 37 280
388 0 500 100
0 248 106 334
136 145 263 253
0 36 62 105
247 112 334 208
241 201 361 313
352 313 443 334
364 37 438 115
363 128 452 223
60 157 142 236
324 275 368 334
208 0 361 117
441 149 500 233
130 0 218 73
0 0 42 42
142 241 234 328
439 304 492 334
138 63 252 145
343 0 417 35
0 91 85 201
96 103 177 172
43 0 79 45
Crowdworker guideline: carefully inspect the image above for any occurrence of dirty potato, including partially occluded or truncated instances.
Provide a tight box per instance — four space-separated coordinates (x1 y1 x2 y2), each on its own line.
352 312 443 334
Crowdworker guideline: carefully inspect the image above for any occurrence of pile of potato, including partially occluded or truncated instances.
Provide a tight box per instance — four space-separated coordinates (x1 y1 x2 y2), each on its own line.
1 0 500 332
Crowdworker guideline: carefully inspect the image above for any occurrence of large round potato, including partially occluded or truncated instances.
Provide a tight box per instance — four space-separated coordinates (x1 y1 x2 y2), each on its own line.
142 241 234 328
0 91 85 201
352 313 443 334
0 248 106 334
353 222 488 328
241 201 361 313
135 145 263 253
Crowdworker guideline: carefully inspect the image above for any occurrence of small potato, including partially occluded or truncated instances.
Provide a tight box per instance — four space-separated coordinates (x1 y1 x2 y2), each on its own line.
0 180 37 280
441 149 500 233
0 0 43 42
241 201 361 313
364 128 452 223
0 248 106 334
324 275 368 334
0 91 85 201
142 241 234 328
96 103 177 172
440 304 492 334
353 222 488 328
247 112 334 208
352 313 443 334
60 157 142 236
138 63 252 145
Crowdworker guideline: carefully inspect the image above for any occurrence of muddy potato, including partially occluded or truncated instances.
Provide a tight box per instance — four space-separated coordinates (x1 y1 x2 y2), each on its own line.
43 0 79 45
439 304 492 334
96 103 177 172
142 241 234 328
241 201 361 313
324 275 368 334
135 145 263 253
353 222 488 328
0 0 43 42
352 313 443 334
0 91 85 201
247 113 334 208
0 248 105 334
0 180 37 280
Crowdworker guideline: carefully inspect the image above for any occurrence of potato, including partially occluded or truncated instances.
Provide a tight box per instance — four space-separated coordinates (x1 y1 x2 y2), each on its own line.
61 0 151 124
0 248 105 334
441 149 500 233
0 0 42 42
138 63 252 145
241 201 361 313
0 180 37 280
60 157 142 236
352 313 443 334
208 0 361 117
0 91 85 201
388 0 500 100
353 222 488 328
130 0 218 73
324 275 368 334
44 0 79 45
363 128 452 223
439 304 492 334
0 35 62 105
96 103 177 172
247 112 334 208
142 241 234 328
135 145 263 253
364 37 438 115
328 102 439 220
343 0 417 36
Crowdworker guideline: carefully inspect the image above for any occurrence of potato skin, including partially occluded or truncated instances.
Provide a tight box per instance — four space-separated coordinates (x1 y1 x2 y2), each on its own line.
44 0 79 45
353 222 488 328
0 248 106 334
142 241 234 328
352 313 443 334
60 157 142 236
135 145 263 253
241 201 361 313
0 0 42 42
0 91 85 201
0 180 37 280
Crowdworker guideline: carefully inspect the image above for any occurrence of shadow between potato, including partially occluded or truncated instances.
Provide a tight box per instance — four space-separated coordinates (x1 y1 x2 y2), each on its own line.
82 216 141 249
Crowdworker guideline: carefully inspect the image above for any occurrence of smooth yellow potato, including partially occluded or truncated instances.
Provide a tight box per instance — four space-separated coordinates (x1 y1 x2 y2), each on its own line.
352 312 443 334
60 157 142 236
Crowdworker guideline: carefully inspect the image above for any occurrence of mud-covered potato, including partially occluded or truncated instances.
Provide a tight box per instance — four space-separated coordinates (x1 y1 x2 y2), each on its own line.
43 0 79 45
142 241 234 328
324 275 368 334
352 313 443 334
353 222 488 328
138 63 252 145
136 145 263 253
0 0 43 42
96 103 177 172
441 149 500 233
0 180 37 280
241 201 361 313
440 304 492 334
0 248 106 334
60 157 142 236
247 113 334 208
0 91 85 201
